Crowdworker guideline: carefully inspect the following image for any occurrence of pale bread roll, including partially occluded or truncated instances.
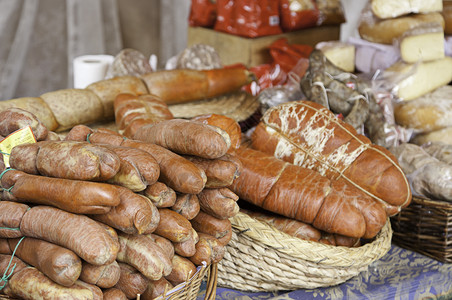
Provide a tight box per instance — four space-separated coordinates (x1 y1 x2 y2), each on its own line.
40 89 104 132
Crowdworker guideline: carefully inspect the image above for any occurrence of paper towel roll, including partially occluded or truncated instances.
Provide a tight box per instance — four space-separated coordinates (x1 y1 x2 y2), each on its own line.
73 55 114 89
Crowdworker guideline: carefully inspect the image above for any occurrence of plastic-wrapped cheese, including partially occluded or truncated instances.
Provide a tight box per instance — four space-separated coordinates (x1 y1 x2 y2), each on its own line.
412 127 452 146
371 0 443 19
399 24 445 63
316 41 355 72
358 11 445 45
394 85 452 133
385 57 452 101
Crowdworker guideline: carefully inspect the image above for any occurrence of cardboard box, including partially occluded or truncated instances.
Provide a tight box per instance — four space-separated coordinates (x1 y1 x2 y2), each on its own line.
187 26 341 67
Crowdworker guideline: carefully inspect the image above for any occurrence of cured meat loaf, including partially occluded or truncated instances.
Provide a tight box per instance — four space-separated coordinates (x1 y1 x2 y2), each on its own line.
230 147 387 239
251 100 411 213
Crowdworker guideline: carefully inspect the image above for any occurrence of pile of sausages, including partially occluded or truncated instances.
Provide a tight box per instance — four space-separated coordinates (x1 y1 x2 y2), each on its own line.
0 106 242 299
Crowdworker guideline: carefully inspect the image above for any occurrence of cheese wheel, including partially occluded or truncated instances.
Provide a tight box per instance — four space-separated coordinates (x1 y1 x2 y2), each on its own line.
316 41 355 72
399 24 445 63
385 57 452 101
394 85 452 133
358 12 445 45
371 0 443 19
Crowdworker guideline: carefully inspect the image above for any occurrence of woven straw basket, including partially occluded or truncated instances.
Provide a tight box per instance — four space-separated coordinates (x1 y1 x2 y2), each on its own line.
0 262 217 300
217 212 392 292
391 196 452 263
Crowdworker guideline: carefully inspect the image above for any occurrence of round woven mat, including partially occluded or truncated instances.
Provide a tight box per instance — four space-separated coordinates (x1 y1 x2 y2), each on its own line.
168 91 260 123
217 212 392 292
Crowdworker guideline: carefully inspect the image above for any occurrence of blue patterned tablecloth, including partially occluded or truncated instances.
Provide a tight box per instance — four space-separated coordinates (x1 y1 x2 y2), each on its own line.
197 244 452 300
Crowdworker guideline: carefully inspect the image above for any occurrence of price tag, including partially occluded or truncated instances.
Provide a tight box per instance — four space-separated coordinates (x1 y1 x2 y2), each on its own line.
0 126 36 168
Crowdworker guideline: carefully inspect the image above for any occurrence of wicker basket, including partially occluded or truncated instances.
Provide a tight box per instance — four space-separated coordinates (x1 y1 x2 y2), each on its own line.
217 212 392 292
0 262 217 300
391 196 452 263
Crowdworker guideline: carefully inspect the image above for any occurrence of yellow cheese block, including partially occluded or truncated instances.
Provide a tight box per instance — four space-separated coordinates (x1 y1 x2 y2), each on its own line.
359 12 445 45
399 24 445 63
386 57 452 101
371 0 443 19
316 41 355 72
394 85 452 133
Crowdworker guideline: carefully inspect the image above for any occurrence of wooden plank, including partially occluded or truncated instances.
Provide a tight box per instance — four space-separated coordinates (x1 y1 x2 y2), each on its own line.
0 0 39 100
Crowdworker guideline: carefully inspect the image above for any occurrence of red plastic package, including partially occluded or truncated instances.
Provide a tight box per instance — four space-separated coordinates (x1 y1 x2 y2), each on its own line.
235 0 282 37
214 0 237 34
279 0 320 31
269 38 313 74
189 0 217 28
215 0 282 37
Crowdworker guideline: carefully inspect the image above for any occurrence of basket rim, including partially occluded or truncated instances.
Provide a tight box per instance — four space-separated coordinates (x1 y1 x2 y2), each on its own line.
230 211 392 268
410 196 452 210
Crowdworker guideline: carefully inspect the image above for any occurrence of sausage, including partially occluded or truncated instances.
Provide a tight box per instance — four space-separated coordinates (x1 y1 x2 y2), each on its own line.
146 234 175 260
154 209 193 243
86 75 149 121
171 193 200 220
183 154 241 188
90 186 160 235
114 262 149 299
140 68 253 105
1 170 121 214
173 229 198 257
20 206 119 265
122 139 207 194
133 119 231 159
10 141 121 181
114 93 173 132
165 255 197 286
197 188 240 220
7 237 82 287
141 277 173 300
90 186 160 234
0 107 48 141
0 201 29 238
143 182 177 208
103 287 128 300
196 233 225 264
117 232 171 280
99 145 159 192
8 267 103 300
0 253 27 296
190 211 232 243
191 113 242 152
79 260 121 289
